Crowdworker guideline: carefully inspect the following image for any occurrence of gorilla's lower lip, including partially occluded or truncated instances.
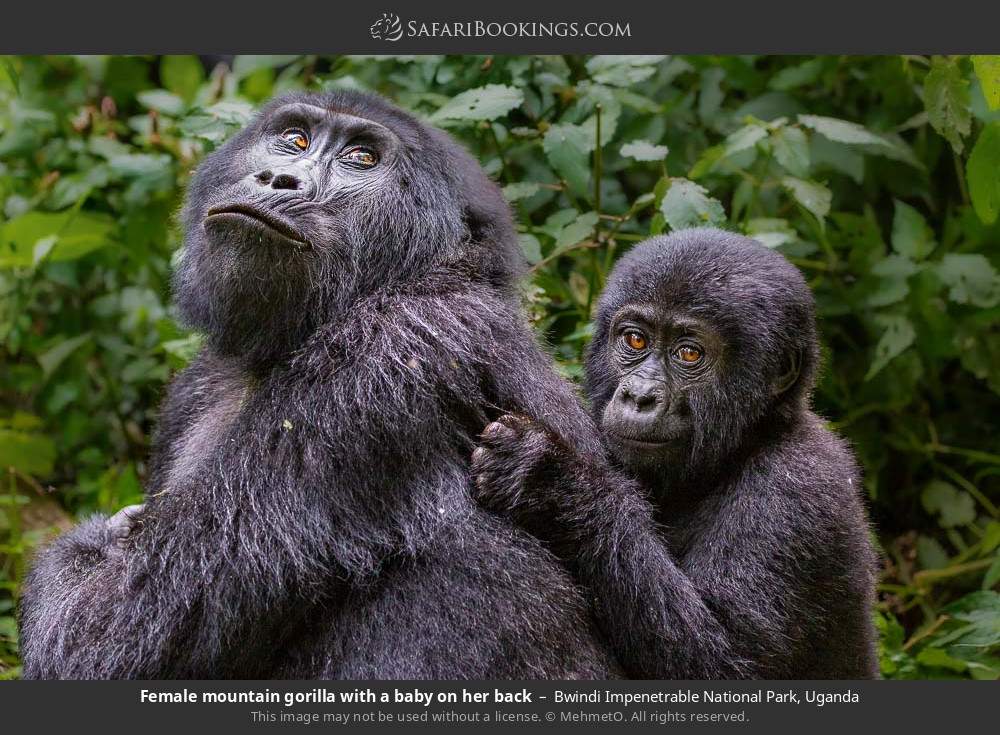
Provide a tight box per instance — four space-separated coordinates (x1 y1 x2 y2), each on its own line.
206 204 308 246
608 433 675 448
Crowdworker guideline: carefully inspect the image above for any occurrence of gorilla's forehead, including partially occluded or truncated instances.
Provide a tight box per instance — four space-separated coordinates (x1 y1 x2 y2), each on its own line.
265 102 402 143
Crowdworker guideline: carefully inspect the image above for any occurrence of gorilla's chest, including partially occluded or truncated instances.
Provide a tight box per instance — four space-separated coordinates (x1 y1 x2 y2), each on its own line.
165 373 250 492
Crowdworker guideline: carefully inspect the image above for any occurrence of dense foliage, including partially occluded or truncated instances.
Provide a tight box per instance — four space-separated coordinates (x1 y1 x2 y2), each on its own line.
1 55 998 680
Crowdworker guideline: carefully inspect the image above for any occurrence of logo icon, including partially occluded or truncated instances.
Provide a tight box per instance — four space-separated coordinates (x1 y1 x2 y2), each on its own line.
370 13 403 42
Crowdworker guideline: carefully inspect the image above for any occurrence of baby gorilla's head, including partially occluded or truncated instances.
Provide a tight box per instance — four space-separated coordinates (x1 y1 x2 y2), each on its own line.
586 228 818 480
173 91 520 366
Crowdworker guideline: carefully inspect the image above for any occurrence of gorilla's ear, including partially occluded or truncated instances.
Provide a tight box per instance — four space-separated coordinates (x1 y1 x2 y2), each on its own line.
772 348 802 396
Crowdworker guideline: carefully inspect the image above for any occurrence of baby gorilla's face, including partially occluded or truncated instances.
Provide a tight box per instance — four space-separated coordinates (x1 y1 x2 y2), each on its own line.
600 303 723 473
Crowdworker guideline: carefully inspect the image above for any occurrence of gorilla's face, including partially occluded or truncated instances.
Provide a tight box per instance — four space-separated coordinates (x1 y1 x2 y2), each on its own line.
174 93 469 364
586 229 817 485
598 303 724 474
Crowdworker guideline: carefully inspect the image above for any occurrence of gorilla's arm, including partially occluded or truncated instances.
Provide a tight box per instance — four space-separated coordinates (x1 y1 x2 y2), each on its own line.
472 417 842 680
18 287 596 679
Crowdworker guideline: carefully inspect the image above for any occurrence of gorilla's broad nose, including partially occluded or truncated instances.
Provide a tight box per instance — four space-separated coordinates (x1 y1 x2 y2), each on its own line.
253 170 302 190
620 379 662 415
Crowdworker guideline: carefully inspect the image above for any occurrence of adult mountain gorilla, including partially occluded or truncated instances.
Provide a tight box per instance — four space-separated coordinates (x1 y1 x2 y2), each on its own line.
473 229 880 679
18 92 617 679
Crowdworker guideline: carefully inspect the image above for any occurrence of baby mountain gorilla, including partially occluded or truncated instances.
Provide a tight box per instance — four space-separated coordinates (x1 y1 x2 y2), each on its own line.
18 92 619 679
473 229 880 679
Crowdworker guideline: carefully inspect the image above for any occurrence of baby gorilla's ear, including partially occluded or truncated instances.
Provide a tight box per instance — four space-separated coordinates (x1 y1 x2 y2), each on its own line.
772 347 802 396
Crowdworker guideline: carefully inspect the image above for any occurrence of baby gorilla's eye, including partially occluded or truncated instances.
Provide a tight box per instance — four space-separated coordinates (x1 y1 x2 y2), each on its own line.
340 146 379 169
675 345 703 364
280 129 310 151
624 330 648 351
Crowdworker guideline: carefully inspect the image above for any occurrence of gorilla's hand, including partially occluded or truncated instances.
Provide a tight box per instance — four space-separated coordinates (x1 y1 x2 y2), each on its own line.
106 504 146 555
471 415 576 542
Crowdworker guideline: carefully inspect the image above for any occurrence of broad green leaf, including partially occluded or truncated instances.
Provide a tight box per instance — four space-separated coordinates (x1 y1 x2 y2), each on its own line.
160 55 205 102
552 211 599 252
620 140 669 162
781 176 831 222
431 85 523 122
660 179 726 231
923 57 972 154
768 59 825 91
916 648 968 673
971 56 1000 111
967 122 1000 225
771 126 810 177
916 534 949 570
891 200 936 260
136 89 185 116
746 218 797 248
585 56 665 87
37 333 92 378
0 430 55 476
865 314 915 380
798 114 887 147
983 554 1000 591
543 122 594 197
936 254 1000 308
921 480 977 528
518 233 542 264
0 211 116 268
502 182 541 202
231 55 299 80
723 123 768 156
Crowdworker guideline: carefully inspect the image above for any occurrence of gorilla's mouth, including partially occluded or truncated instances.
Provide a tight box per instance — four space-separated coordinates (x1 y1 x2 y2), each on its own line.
606 431 678 448
206 204 309 246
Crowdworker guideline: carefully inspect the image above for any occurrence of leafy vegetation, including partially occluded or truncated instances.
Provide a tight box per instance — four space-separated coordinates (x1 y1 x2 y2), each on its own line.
1 55 998 680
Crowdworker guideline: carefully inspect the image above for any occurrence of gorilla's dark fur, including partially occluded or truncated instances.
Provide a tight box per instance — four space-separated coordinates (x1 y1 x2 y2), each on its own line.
17 91 618 679
473 229 880 679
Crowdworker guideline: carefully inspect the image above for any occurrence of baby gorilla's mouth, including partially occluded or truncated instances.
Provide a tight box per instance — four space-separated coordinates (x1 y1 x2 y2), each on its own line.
206 203 309 247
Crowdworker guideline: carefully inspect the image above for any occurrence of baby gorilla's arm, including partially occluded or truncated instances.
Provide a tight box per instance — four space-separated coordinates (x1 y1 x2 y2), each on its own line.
472 416 800 680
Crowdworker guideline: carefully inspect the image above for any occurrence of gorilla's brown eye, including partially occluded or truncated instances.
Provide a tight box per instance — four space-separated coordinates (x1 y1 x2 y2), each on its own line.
676 345 703 364
624 331 647 351
281 129 309 151
341 146 379 168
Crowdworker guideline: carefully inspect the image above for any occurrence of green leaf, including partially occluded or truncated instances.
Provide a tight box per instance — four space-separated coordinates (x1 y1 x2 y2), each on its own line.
798 114 888 147
502 183 541 202
936 254 1000 308
0 211 116 268
967 122 1000 225
136 89 186 116
431 85 523 122
983 554 1000 591
923 57 972 154
160 55 205 102
781 176 831 223
768 59 825 92
585 56 665 87
660 179 726 231
891 200 936 260
0 430 55 476
231 55 299 80
916 648 968 673
543 122 594 197
620 140 668 162
37 333 93 378
771 126 810 177
724 123 768 156
518 233 542 265
865 314 916 380
971 56 1000 111
921 480 977 528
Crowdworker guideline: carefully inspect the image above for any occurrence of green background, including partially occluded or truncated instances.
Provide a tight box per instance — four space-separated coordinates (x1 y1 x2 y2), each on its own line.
1 55 999 679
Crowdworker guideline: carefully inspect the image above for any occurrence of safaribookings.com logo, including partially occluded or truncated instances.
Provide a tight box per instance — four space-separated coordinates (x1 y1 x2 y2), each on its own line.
369 14 631 41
